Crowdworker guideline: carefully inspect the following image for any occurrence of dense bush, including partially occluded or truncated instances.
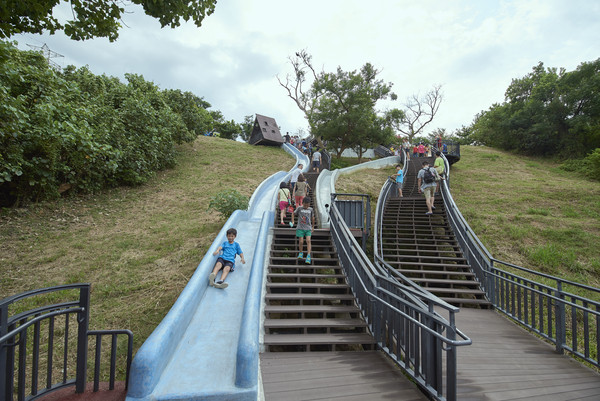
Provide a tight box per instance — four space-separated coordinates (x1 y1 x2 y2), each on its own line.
208 189 249 219
470 59 600 158
560 148 600 181
0 41 222 206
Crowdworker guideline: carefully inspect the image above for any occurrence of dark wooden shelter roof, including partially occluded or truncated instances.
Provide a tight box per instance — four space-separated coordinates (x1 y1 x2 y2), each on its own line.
249 114 284 146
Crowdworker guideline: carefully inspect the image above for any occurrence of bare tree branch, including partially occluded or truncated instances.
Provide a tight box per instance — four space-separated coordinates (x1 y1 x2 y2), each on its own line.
276 49 320 118
397 85 443 142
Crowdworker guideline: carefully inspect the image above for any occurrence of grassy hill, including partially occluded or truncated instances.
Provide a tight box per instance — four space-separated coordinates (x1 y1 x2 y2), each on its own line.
0 136 294 349
2 140 599 355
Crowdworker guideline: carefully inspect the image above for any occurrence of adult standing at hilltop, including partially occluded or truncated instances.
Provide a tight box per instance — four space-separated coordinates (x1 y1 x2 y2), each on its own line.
402 138 411 161
434 151 445 194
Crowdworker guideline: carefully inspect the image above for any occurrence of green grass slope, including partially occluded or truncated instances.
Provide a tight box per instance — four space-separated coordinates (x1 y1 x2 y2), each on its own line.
0 136 294 350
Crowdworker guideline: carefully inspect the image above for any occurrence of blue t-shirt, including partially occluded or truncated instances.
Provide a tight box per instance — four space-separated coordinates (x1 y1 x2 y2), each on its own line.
395 170 404 183
220 241 243 263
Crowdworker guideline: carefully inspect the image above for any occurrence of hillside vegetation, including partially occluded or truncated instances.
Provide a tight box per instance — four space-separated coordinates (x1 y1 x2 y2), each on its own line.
451 146 600 287
0 136 294 349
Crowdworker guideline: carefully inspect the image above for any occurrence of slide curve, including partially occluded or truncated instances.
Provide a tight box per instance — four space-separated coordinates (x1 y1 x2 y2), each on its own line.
126 144 309 401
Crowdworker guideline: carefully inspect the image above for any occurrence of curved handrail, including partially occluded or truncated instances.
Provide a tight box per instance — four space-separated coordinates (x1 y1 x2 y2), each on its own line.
440 156 600 368
329 201 470 401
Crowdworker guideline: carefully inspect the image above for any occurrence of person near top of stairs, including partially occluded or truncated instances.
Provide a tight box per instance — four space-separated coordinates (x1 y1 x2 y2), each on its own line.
417 160 441 216
311 148 322 173
390 164 404 198
291 197 315 264
289 163 303 193
278 182 293 227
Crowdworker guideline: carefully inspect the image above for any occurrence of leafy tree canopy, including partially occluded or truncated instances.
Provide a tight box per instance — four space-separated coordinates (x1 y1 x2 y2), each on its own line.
310 63 402 160
470 59 600 157
278 51 403 161
0 0 217 42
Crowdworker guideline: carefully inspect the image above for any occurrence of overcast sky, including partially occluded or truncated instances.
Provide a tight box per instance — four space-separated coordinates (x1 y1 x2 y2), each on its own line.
13 0 600 138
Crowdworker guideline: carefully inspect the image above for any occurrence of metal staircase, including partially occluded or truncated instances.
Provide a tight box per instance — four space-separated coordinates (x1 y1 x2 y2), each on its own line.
380 156 491 308
263 171 376 351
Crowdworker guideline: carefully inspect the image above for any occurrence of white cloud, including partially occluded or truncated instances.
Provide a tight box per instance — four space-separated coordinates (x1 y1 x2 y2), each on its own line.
12 0 600 137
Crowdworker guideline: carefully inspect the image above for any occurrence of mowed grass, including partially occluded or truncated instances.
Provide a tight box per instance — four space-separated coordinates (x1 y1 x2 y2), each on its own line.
0 135 294 350
335 164 398 217
450 146 600 288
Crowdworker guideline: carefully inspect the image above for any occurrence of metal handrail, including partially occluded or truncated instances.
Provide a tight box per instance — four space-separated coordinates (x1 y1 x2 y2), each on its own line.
1 284 133 400
441 168 600 368
329 200 471 401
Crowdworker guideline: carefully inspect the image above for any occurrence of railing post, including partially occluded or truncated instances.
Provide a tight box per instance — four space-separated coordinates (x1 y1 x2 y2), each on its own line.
424 303 439 395
75 285 91 393
0 303 7 400
488 261 496 306
555 281 566 354
446 311 458 401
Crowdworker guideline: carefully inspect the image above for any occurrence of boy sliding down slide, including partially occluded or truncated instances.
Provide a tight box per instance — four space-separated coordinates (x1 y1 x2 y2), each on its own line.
209 228 245 289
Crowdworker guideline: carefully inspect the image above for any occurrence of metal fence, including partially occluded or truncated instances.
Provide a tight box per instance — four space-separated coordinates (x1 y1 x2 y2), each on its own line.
329 199 471 401
332 193 370 250
439 157 600 368
1 284 133 400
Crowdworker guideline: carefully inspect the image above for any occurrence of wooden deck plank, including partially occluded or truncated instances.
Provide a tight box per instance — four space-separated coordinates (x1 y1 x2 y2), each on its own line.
260 351 428 401
448 308 600 400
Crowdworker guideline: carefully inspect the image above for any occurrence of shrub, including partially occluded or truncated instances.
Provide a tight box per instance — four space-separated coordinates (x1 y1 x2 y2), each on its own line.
559 148 600 181
208 189 249 219
586 148 600 180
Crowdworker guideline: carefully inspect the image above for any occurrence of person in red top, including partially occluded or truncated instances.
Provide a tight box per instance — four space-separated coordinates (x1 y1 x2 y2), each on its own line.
418 143 425 157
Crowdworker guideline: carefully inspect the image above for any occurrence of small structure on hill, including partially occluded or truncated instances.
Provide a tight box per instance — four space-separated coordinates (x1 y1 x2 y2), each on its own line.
249 114 284 146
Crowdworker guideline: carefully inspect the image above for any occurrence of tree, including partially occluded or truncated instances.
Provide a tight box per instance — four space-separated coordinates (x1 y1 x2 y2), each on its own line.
214 119 242 140
239 115 254 142
276 50 320 121
0 0 217 42
471 59 600 157
311 63 401 161
162 89 213 140
396 85 443 143
279 51 403 161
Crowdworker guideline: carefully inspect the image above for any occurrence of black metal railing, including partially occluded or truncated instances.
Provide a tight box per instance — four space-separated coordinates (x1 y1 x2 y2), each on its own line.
1 284 133 400
329 200 471 401
436 141 460 158
441 168 600 368
331 193 370 250
374 160 409 259
319 147 331 171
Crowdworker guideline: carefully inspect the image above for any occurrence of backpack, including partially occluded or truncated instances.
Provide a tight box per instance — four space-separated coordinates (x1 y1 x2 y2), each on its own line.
422 167 435 184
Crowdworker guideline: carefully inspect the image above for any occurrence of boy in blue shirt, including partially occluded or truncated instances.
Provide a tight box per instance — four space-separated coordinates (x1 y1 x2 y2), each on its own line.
209 228 245 289
391 164 404 198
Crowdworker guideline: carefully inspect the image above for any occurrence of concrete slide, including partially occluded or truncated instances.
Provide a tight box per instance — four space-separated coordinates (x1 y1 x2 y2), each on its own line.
126 144 309 401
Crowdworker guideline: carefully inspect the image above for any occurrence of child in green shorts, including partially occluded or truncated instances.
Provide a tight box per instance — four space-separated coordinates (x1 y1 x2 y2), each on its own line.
291 197 315 264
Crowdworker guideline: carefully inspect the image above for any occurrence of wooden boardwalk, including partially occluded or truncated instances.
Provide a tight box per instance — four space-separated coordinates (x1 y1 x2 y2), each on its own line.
452 308 600 400
259 309 600 400
260 351 428 401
